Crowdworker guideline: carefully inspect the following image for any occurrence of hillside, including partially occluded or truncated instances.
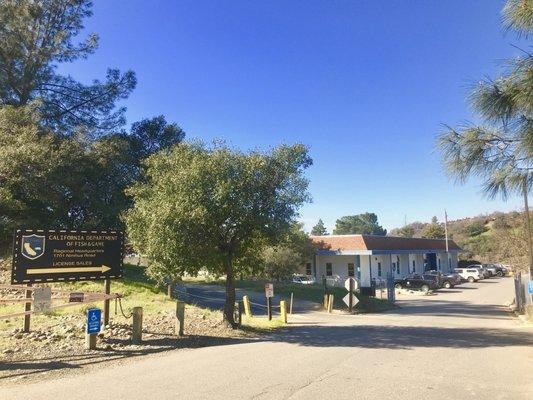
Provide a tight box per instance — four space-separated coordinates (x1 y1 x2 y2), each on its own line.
390 211 530 270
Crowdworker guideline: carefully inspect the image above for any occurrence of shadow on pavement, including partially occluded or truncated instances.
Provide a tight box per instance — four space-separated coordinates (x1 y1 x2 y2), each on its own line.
393 300 513 320
269 324 533 350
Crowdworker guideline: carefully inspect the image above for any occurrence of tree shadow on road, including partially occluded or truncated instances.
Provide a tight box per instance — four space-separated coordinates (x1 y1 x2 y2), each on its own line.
393 299 513 320
269 324 533 350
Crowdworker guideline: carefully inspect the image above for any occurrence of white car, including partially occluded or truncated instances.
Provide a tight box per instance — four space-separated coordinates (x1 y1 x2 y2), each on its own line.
454 268 482 283
292 275 315 285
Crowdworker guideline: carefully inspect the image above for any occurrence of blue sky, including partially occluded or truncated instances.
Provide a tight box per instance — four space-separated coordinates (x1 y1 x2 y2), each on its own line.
59 0 529 232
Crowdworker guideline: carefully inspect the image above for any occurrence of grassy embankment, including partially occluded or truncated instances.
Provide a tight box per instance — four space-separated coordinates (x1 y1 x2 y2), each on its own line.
0 264 281 334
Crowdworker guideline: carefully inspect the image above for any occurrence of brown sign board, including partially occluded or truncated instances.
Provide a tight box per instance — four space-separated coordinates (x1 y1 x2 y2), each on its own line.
69 292 85 303
12 229 124 284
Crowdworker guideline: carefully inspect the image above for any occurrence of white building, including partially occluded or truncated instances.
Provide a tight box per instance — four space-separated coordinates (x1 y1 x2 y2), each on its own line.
303 235 462 287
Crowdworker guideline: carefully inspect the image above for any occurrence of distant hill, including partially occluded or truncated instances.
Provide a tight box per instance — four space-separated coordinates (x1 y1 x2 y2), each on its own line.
389 211 529 271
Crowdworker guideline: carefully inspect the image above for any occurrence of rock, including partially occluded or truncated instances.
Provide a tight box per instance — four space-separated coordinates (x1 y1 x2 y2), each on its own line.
3 349 14 354
14 333 24 339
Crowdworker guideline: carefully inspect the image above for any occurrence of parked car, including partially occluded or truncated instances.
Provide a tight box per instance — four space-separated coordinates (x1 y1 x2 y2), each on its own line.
467 264 490 279
454 267 483 283
483 263 506 277
424 270 460 288
292 275 315 285
394 274 439 292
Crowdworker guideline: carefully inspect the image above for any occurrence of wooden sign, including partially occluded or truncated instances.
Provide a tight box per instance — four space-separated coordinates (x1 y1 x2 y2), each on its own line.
12 229 124 284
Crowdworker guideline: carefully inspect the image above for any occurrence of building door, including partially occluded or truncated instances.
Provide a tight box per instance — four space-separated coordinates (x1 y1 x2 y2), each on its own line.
425 253 436 271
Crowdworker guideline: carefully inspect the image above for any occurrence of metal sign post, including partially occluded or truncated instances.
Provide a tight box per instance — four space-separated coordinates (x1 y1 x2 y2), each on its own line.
265 283 274 320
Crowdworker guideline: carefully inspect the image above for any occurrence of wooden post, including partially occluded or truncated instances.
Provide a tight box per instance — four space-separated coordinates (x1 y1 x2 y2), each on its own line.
131 307 143 344
23 283 32 332
175 301 185 336
280 300 287 323
243 295 252 318
103 279 111 326
289 292 294 315
267 297 272 321
85 332 97 350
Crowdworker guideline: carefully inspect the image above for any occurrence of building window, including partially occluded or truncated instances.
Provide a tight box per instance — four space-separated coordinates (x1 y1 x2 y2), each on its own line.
306 262 312 275
412 260 416 273
377 262 382 277
438 258 441 270
326 263 332 276
395 256 400 274
347 263 354 277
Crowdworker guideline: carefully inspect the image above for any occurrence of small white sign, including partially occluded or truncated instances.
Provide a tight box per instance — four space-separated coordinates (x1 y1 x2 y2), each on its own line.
265 283 274 298
343 293 359 308
344 277 359 292
33 287 51 313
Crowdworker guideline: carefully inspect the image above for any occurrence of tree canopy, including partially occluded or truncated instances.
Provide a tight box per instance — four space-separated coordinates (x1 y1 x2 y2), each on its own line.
311 218 328 235
0 0 136 135
436 0 532 275
333 213 387 235
125 142 312 326
421 216 446 239
0 106 184 254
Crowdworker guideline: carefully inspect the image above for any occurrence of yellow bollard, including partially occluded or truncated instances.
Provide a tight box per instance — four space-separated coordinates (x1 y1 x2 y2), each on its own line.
323 294 328 310
243 295 252 318
280 300 287 323
328 294 334 313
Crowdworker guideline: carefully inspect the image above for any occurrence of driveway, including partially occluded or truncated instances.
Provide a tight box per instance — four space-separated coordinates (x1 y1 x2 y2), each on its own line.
175 283 319 314
1 277 532 400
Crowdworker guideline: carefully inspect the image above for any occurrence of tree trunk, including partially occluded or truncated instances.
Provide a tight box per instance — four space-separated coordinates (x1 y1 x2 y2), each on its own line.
523 176 533 279
223 253 237 328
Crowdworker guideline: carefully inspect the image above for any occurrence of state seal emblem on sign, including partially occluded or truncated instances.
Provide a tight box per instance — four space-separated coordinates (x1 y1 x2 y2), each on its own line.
21 234 45 260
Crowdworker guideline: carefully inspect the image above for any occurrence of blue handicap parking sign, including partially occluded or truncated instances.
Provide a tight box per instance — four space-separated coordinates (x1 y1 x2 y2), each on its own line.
528 280 533 295
87 308 101 334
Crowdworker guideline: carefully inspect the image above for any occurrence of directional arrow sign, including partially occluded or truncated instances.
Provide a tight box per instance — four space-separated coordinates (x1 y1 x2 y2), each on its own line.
27 265 110 275
343 293 359 308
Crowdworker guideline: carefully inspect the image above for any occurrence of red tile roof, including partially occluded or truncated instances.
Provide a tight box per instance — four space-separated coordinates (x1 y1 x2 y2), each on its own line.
310 234 461 252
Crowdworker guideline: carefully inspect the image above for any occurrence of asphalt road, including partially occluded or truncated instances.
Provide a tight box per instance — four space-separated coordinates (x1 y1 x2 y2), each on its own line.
1 277 532 400
175 283 318 315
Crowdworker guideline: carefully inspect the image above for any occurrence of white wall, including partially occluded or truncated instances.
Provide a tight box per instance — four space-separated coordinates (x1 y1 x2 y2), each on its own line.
368 254 393 281
360 255 371 286
315 254 357 280
307 252 461 285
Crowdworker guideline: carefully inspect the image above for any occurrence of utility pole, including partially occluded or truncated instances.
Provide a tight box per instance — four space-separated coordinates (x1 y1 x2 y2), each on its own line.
444 210 449 253
523 176 532 298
